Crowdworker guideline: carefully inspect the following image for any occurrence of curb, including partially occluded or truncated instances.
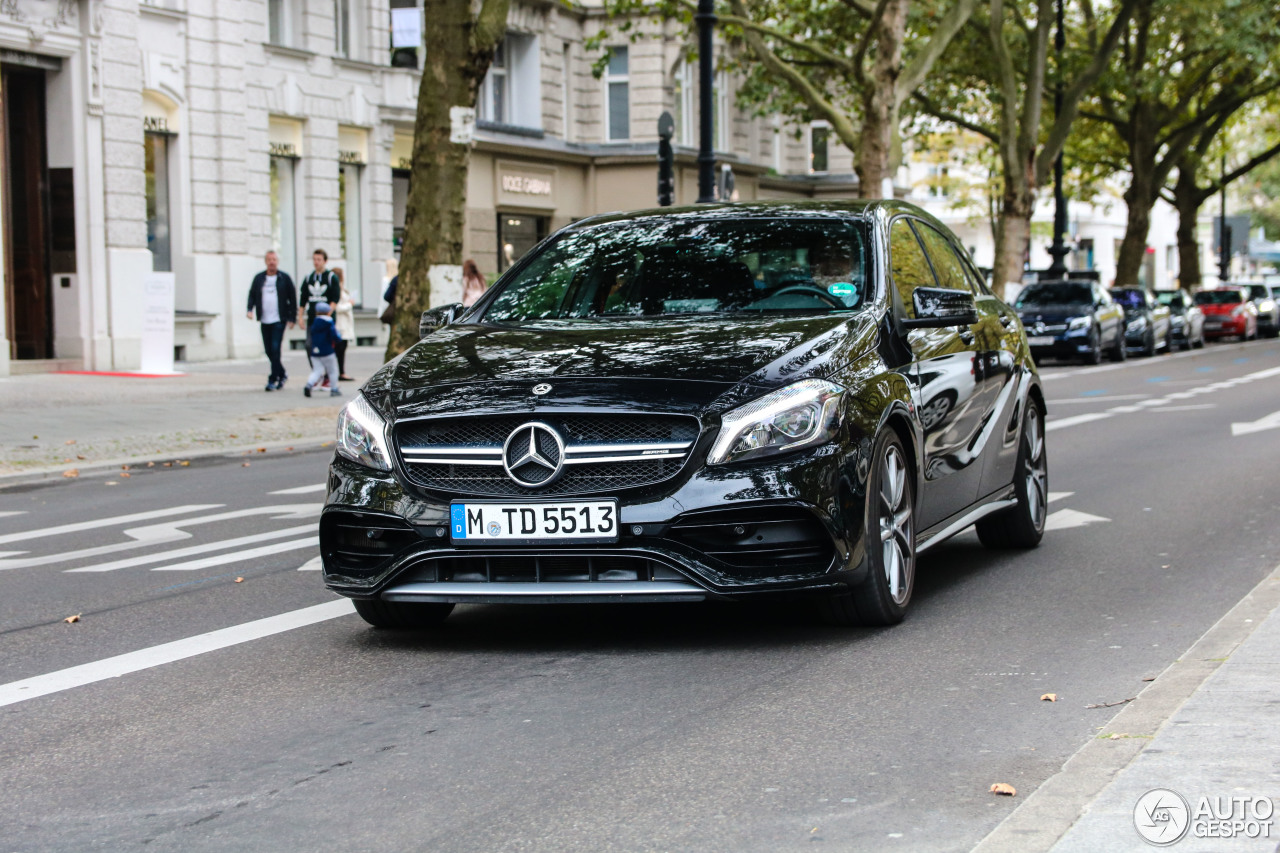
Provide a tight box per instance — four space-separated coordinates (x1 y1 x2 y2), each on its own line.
971 559 1280 852
0 434 337 490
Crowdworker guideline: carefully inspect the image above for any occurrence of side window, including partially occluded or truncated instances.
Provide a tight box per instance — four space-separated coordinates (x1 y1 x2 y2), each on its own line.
915 223 972 293
889 218 937 320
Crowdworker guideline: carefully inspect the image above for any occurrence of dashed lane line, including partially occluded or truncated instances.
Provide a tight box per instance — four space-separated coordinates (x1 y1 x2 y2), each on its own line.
0 511 27 520
269 484 327 495
64 525 316 573
0 599 354 709
0 505 222 547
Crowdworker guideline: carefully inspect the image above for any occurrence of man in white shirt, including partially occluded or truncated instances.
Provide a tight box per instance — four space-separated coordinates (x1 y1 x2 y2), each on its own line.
246 251 298 391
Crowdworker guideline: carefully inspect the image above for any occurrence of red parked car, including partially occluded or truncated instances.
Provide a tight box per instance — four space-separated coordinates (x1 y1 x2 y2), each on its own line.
1195 287 1258 341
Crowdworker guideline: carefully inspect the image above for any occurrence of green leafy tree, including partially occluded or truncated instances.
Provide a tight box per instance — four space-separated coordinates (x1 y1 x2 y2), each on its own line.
386 0 511 359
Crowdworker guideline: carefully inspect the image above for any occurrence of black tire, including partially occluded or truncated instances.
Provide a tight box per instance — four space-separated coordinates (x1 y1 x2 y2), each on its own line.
976 399 1047 549
1108 329 1127 362
1142 330 1156 357
821 430 915 627
353 598 454 630
1082 329 1103 364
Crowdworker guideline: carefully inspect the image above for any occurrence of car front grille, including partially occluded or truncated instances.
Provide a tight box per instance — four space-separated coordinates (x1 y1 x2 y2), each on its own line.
395 413 702 497
397 553 687 583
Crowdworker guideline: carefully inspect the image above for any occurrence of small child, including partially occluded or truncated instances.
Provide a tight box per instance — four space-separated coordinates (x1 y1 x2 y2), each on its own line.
304 303 343 398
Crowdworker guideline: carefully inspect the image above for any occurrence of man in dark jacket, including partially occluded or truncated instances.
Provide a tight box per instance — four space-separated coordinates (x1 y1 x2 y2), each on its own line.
246 250 297 391
297 248 341 380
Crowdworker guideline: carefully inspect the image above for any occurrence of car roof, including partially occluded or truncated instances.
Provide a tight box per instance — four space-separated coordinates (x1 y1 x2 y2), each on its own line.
566 199 944 232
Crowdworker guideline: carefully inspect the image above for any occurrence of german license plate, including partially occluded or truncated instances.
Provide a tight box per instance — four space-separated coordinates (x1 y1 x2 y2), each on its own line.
1028 336 1055 347
450 500 619 544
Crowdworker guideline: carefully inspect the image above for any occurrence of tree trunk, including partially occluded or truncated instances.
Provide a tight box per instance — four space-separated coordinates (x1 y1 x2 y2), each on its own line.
386 0 508 358
856 0 908 198
992 183 1034 300
1115 172 1155 288
1172 165 1205 291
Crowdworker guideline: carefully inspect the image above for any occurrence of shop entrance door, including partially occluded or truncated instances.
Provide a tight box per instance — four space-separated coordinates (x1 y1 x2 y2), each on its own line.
2 66 52 360
498 212 549 272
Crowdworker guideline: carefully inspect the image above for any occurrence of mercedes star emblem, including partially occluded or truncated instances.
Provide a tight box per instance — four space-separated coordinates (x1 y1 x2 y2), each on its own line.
532 383 552 396
502 422 565 487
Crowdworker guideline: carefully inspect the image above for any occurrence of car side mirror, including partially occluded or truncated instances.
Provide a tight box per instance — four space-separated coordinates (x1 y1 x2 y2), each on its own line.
902 287 979 329
419 303 462 339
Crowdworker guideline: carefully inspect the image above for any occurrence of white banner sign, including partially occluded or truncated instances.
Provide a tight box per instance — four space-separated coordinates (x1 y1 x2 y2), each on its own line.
139 272 176 374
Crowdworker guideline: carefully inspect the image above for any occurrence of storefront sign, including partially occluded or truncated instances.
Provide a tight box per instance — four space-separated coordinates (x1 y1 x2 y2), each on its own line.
269 141 298 158
0 49 61 71
139 273 176 375
338 126 369 166
338 150 365 165
143 116 169 133
268 117 304 159
495 162 557 210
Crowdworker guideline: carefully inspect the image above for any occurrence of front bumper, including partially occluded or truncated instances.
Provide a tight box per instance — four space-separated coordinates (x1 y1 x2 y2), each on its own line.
1204 317 1247 337
320 442 868 604
1027 334 1093 360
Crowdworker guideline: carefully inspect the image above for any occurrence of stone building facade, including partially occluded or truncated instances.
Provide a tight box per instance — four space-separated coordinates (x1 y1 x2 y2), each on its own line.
0 0 1190 375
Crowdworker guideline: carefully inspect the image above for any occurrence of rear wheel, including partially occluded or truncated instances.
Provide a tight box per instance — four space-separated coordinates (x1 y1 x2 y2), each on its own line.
976 399 1047 549
353 598 454 630
1142 330 1156 357
1108 328 1127 362
821 430 915 627
1082 329 1102 364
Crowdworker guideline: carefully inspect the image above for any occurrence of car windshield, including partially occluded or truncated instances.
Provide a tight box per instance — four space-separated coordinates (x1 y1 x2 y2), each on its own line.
1194 290 1244 305
1014 283 1093 308
480 218 869 323
1110 289 1146 309
1155 291 1185 311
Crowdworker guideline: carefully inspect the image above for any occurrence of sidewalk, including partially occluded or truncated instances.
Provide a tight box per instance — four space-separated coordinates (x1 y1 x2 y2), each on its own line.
977 561 1280 852
0 346 388 478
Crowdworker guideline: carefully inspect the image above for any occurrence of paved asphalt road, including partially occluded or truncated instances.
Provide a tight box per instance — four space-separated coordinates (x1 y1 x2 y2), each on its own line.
2 337 1279 852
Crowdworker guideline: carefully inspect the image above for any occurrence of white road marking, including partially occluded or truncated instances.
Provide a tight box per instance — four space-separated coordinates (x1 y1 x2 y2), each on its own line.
0 505 222 547
1151 404 1217 412
0 599 354 708
65 525 316 573
1048 491 1074 503
1232 410 1280 436
1046 395 1150 404
0 511 27 520
1044 508 1111 531
296 556 323 571
269 484 327 495
150 537 318 571
1046 412 1113 431
0 505 321 570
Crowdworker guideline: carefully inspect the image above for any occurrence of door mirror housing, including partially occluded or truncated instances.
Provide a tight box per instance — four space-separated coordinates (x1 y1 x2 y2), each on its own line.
902 287 979 329
419 303 463 339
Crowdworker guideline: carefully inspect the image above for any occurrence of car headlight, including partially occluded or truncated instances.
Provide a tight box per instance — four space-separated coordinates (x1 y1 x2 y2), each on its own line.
708 379 843 465
1170 314 1185 327
1126 317 1147 333
336 394 393 471
1068 316 1092 331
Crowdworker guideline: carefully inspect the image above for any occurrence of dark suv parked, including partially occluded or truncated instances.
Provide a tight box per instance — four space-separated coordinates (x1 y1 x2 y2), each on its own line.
321 201 1048 629
1014 280 1125 364
1110 287 1171 356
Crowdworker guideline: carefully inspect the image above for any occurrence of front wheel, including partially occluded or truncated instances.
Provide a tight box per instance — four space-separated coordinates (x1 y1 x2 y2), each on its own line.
821 430 915 626
353 598 455 630
976 399 1047 549
1082 329 1103 365
1109 329 1127 362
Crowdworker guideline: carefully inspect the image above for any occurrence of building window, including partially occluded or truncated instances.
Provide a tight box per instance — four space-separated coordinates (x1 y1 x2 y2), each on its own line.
389 0 421 68
927 164 950 198
478 33 541 129
145 132 172 272
771 116 782 173
392 168 410 255
338 163 363 304
334 0 352 58
715 70 729 151
498 213 549 272
810 122 829 173
562 42 573 140
270 156 297 271
268 0 293 46
674 60 694 147
605 46 630 141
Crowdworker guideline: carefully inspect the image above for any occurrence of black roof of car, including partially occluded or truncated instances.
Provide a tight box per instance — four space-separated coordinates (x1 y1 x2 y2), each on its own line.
568 199 944 232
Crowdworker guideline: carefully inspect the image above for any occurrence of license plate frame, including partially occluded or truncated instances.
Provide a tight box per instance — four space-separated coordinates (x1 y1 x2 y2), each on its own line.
1027 335 1056 347
450 500 620 545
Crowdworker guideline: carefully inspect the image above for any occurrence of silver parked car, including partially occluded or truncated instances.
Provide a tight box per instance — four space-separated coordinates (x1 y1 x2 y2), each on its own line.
1238 283 1280 338
1155 289 1205 350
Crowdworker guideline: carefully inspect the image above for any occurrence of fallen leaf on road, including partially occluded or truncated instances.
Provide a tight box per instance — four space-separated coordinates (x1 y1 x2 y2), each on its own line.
162 462 171 468
242 462 251 467
62 469 79 478
147 462 155 467
106 481 118 486
1040 693 1058 702
228 434 238 439
76 455 86 460
257 447 266 453
121 465 130 470
990 783 1016 796
64 614 81 624
65 439 76 445
1142 676 1156 682
180 461 190 467
63 458 73 463
32 435 38 439
285 446 294 451
120 472 131 478
234 577 244 583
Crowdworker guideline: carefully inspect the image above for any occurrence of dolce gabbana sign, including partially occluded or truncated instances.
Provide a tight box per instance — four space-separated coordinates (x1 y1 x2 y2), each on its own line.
495 162 557 210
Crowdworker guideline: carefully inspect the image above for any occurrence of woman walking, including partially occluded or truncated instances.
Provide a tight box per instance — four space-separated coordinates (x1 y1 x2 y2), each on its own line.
462 259 487 307
333 268 356 381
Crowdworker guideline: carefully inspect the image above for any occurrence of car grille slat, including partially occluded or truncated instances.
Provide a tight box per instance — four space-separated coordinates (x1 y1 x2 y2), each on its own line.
396 413 700 497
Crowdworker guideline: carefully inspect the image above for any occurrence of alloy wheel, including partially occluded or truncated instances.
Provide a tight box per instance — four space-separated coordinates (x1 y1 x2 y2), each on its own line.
1023 410 1048 530
878 444 914 606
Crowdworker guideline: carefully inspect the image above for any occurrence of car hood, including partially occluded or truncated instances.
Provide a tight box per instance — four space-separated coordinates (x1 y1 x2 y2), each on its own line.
368 313 880 416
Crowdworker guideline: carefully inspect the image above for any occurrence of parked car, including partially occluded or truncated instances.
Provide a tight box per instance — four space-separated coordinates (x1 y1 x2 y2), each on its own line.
1154 289 1205 350
1239 283 1280 338
1013 280 1125 364
1110 287 1171 356
322 201 1048 629
1195 287 1258 341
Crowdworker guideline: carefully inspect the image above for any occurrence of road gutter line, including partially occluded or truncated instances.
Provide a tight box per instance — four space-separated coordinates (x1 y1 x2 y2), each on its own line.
0 599 355 709
970 558 1280 853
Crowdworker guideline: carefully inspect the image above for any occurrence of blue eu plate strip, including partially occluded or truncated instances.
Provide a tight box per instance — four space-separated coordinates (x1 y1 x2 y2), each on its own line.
450 504 466 539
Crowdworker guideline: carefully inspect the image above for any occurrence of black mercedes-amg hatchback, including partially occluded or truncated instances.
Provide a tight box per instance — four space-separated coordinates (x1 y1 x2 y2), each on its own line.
322 201 1047 628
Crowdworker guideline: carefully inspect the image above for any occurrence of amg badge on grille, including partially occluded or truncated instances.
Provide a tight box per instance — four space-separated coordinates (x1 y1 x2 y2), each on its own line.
502 422 565 487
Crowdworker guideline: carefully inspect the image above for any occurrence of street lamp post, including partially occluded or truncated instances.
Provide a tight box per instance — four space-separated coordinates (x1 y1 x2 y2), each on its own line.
1045 0 1070 279
695 0 717 203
